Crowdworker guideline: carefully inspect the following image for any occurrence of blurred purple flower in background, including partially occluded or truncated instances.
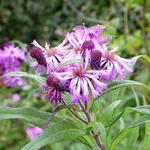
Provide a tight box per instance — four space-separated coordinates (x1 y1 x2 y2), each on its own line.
34 92 41 98
0 42 27 87
26 125 42 140
11 93 21 102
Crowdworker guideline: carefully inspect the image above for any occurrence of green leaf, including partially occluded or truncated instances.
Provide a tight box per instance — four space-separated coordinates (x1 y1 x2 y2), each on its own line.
144 123 150 150
10 40 26 47
87 121 106 145
0 106 61 128
100 100 121 124
125 127 139 150
56 59 83 69
95 122 107 145
106 105 150 127
129 105 150 115
98 80 150 98
132 86 140 106
1 71 46 85
110 114 150 150
127 115 150 128
21 120 85 150
132 55 150 64
45 104 79 128
110 128 131 150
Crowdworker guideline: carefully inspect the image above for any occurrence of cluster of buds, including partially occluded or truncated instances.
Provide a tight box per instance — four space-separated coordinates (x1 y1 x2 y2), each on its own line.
0 42 27 87
30 25 134 106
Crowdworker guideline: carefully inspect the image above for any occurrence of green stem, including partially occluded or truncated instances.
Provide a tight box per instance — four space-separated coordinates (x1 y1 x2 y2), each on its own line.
61 99 88 124
79 100 106 150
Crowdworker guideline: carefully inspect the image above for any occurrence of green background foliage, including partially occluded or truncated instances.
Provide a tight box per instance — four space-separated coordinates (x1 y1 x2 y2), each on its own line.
0 0 150 150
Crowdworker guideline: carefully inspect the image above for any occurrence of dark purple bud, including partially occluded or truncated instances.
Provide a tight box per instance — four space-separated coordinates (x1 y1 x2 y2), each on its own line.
46 76 69 92
46 76 57 87
56 80 70 92
82 40 95 50
31 48 43 59
31 47 47 67
36 56 47 67
90 50 102 70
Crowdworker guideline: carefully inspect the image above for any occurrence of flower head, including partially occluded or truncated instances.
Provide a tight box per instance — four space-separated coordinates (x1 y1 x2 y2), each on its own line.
65 25 111 60
11 93 21 102
43 74 69 106
54 64 107 103
99 44 134 80
31 39 70 74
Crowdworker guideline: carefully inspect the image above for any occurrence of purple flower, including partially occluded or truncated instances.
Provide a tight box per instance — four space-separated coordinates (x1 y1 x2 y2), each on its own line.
3 76 24 87
34 92 41 98
43 75 69 106
31 39 70 74
31 25 135 104
54 64 107 103
2 44 27 66
11 93 21 102
99 44 134 80
26 126 42 140
64 25 111 62
30 47 47 67
0 42 27 87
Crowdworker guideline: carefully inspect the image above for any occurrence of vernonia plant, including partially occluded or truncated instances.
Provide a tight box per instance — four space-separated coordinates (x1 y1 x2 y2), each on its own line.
1 25 150 150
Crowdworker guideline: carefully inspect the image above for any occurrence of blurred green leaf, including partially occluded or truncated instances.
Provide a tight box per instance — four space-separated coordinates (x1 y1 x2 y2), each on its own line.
100 100 121 124
132 55 150 64
110 128 131 150
127 115 150 128
87 121 106 145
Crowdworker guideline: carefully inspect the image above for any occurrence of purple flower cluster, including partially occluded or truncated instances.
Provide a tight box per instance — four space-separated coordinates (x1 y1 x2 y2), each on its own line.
30 25 134 106
0 43 27 87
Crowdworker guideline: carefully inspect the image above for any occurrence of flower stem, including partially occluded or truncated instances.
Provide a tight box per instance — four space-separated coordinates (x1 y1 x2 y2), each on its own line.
61 99 88 124
79 100 106 150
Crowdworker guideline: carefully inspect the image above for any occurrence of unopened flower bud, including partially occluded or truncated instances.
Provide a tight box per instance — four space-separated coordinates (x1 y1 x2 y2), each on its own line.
31 48 47 67
31 48 43 59
90 50 102 70
46 76 69 92
82 40 95 50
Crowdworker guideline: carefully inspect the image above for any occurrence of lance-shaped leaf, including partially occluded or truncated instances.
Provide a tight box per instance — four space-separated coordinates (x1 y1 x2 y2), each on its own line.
56 59 83 69
132 55 150 64
0 106 62 128
106 105 150 127
110 115 150 150
1 71 46 85
97 80 150 99
21 120 85 150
